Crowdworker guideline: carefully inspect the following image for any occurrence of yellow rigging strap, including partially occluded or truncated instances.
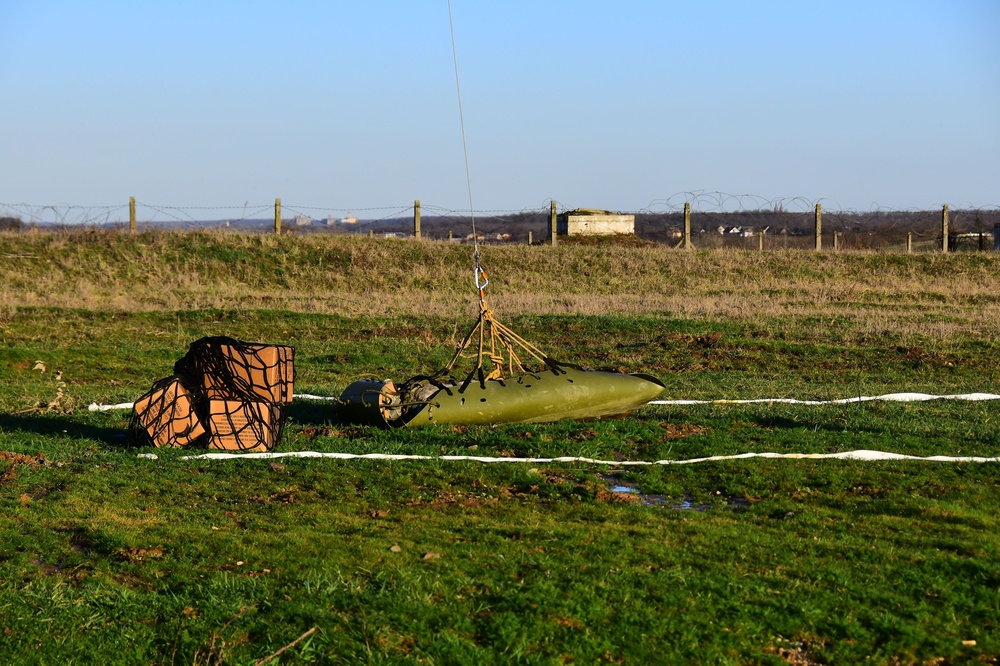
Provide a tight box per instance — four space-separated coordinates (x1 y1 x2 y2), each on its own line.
442 295 552 383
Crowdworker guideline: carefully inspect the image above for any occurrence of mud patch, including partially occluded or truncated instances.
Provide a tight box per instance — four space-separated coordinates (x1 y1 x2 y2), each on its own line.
658 423 710 440
0 451 46 483
118 547 164 563
0 452 46 465
31 558 63 574
764 638 826 665
406 491 502 509
600 474 749 511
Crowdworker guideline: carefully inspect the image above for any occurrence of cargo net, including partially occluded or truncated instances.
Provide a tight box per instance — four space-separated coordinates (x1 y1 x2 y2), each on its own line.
129 336 294 451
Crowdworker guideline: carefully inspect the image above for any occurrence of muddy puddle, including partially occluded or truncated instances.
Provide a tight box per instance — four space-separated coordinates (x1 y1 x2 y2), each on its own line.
600 474 749 511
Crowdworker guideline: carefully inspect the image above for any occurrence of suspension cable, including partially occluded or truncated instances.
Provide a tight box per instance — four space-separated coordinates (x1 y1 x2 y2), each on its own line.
439 1 557 385
447 0 487 304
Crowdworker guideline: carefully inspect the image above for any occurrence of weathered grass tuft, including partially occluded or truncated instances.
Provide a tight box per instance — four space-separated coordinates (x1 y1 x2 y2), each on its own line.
4 229 1000 340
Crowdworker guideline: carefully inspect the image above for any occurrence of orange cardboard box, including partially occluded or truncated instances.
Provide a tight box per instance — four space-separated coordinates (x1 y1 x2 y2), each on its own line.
133 378 206 447
206 400 279 452
203 344 294 405
275 345 294 403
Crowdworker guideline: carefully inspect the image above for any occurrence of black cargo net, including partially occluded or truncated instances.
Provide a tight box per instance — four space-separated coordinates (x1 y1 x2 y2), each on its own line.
130 336 294 451
129 375 207 448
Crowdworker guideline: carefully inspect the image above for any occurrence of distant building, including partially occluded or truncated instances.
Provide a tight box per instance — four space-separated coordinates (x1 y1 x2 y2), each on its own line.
294 215 312 226
326 212 357 225
719 225 757 237
557 209 635 236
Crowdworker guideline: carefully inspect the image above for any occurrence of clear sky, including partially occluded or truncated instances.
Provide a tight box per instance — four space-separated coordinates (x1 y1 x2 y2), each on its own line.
1 1 997 215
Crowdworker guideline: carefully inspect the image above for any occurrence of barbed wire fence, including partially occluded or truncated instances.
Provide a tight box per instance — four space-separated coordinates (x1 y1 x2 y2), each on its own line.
2 193 999 252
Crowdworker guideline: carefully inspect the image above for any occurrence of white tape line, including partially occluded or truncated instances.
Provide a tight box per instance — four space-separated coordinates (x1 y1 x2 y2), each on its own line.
93 391 1000 413
91 393 339 411
179 449 1000 465
88 402 136 412
650 392 1000 406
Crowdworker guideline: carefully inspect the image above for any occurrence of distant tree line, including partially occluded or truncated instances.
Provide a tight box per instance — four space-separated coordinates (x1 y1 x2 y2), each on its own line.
0 216 25 231
346 209 1000 249
5 209 1000 251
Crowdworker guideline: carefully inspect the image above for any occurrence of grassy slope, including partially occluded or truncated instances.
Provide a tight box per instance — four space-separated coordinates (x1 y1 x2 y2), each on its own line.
3 229 1000 330
0 231 998 664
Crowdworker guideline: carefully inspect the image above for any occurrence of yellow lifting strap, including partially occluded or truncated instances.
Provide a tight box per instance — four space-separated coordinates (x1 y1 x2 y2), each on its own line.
443 296 550 382
443 244 551 382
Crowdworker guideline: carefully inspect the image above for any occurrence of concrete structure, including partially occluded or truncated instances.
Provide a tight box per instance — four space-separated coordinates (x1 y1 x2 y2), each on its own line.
325 213 357 226
557 209 635 236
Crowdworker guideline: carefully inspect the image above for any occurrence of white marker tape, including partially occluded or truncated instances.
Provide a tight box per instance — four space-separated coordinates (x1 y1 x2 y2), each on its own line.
179 449 1000 465
88 402 136 412
90 391 1000 413
650 392 1000 406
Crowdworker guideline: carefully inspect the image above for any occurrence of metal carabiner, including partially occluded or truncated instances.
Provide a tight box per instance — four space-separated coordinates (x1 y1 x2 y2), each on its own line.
474 265 489 292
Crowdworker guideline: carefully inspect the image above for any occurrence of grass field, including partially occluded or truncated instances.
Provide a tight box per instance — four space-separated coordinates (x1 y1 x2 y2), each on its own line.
1 230 998 664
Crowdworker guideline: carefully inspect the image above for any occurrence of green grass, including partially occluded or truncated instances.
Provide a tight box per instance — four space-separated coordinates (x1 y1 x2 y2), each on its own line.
1 233 999 663
2 440 999 664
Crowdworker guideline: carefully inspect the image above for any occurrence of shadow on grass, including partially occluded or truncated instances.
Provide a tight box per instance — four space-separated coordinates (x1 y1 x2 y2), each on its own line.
751 415 882 436
285 401 341 427
0 413 124 446
752 416 818 431
0 404 342 450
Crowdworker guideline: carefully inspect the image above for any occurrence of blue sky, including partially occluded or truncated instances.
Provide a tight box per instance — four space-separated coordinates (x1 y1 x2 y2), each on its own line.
1 1 997 215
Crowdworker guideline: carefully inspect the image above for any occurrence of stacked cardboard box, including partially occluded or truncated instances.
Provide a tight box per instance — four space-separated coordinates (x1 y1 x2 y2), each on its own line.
202 344 294 404
206 400 282 452
131 338 294 451
132 377 206 447
201 343 294 451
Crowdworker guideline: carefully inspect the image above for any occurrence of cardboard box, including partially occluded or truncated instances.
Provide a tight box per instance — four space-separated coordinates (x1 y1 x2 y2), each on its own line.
276 345 294 403
206 400 279 452
202 344 294 405
133 378 206 447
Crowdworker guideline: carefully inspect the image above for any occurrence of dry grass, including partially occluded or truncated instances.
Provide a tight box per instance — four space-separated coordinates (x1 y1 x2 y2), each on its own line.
2 228 999 340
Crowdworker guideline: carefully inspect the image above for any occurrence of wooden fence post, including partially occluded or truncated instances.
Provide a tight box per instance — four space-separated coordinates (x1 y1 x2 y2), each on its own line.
994 224 1000 252
449 230 453 241
274 198 281 234
833 231 839 251
550 200 557 247
413 199 421 239
528 231 533 245
907 232 913 254
683 202 692 250
941 204 949 253
814 203 822 250
129 196 136 232
758 230 764 252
